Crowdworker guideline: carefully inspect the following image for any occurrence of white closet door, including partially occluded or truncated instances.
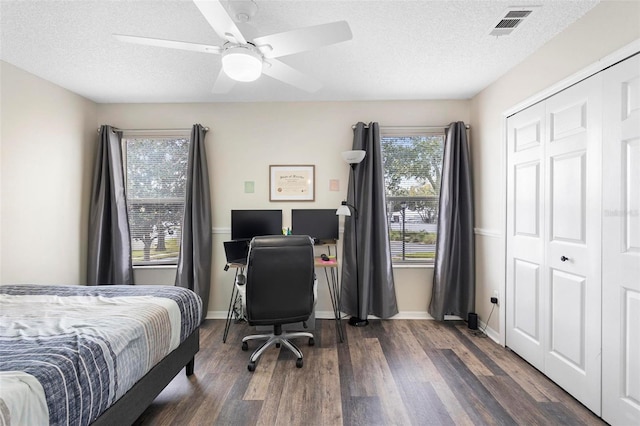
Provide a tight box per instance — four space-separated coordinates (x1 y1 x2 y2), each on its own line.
542 72 602 415
507 72 603 415
602 54 640 426
506 102 546 371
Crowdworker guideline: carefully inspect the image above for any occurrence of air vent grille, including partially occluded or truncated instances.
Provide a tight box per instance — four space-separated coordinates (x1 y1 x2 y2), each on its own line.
490 6 539 37
496 19 523 29
505 10 532 19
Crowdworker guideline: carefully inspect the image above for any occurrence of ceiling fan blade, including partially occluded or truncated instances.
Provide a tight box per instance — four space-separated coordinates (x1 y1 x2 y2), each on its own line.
212 68 236 93
262 59 322 93
193 0 247 45
253 21 352 59
114 34 222 54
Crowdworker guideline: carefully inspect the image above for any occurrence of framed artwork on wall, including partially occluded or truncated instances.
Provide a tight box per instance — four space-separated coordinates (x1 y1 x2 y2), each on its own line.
269 165 315 201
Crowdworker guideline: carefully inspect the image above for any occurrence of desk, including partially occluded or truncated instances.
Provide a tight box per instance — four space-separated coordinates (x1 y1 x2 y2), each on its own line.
223 242 344 343
313 247 344 343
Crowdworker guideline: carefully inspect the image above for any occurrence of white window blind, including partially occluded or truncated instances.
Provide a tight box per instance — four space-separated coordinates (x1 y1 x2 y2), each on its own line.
381 129 445 263
123 134 190 266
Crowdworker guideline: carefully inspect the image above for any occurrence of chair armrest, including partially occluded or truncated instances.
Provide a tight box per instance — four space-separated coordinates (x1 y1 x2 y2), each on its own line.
313 275 318 306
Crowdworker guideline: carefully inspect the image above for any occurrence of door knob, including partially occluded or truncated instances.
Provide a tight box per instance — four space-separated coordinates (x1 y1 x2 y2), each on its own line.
560 256 569 262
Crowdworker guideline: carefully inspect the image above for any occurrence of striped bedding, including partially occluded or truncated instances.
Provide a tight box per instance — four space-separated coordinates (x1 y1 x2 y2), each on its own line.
0 284 201 426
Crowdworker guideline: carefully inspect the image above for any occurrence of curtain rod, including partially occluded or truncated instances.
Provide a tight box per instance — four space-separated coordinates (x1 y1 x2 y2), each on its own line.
96 127 209 133
352 124 470 130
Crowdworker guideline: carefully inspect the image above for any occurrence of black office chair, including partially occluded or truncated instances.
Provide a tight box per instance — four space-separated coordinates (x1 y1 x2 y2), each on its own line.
235 235 316 372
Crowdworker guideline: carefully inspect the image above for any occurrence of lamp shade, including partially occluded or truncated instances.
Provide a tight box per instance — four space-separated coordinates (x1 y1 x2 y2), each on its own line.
336 203 352 216
341 150 366 164
222 45 263 82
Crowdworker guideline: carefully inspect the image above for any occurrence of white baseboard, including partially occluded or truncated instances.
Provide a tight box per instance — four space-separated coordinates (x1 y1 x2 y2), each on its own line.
207 311 464 321
207 310 502 345
204 311 349 320
478 320 500 344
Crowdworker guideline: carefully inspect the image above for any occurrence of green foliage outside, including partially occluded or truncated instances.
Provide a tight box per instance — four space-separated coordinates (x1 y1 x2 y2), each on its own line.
381 135 443 198
391 251 436 261
132 237 180 263
382 135 444 225
388 230 437 245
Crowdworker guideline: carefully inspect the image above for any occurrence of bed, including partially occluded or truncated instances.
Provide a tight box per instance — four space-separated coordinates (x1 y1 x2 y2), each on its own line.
0 284 202 426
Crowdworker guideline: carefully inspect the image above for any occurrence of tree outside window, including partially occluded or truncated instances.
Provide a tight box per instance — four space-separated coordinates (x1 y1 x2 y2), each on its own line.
381 132 444 263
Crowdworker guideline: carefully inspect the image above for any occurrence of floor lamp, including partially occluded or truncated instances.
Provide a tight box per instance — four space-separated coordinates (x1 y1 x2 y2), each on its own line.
336 149 368 327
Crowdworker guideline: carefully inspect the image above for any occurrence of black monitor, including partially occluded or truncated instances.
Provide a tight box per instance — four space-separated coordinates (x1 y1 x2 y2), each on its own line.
291 209 339 242
231 210 282 241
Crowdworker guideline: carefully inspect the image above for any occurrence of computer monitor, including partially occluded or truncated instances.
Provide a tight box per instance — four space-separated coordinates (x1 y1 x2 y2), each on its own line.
291 209 339 242
231 209 282 241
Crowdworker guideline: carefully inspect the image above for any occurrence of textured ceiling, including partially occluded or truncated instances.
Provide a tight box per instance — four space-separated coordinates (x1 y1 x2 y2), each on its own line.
0 0 599 103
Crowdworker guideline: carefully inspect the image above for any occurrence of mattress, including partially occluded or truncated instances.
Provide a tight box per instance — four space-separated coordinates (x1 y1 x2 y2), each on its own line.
0 284 202 426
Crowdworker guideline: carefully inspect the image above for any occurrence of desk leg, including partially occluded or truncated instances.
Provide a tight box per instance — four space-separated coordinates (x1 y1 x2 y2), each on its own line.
223 269 239 343
324 267 344 343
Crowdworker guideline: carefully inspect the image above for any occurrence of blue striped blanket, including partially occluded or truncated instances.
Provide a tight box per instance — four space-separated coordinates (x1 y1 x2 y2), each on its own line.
0 285 201 426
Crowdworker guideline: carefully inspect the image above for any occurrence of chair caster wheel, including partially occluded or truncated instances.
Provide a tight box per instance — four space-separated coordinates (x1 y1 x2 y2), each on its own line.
248 362 256 372
309 337 315 346
242 341 248 351
296 358 303 368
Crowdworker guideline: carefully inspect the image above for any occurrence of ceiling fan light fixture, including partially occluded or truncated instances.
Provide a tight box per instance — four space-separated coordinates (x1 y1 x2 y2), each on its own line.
221 45 263 82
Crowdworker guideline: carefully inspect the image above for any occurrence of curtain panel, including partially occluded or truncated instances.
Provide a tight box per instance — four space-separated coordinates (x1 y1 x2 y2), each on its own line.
175 124 212 321
341 122 399 320
429 121 475 321
87 125 133 285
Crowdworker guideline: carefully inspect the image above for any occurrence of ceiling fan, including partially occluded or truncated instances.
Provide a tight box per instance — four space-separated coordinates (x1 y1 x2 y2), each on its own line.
114 0 352 93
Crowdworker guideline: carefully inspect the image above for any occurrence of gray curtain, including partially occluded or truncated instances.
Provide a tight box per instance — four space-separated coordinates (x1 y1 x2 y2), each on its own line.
429 121 475 321
87 125 133 285
341 122 399 319
175 124 212 321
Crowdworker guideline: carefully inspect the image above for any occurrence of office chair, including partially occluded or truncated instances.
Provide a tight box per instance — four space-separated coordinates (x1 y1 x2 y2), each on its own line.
235 235 316 371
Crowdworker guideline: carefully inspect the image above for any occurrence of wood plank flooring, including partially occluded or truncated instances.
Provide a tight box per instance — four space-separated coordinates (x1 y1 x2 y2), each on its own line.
133 319 604 425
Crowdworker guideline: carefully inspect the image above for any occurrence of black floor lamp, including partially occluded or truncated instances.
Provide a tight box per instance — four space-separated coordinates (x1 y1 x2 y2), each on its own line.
336 149 368 327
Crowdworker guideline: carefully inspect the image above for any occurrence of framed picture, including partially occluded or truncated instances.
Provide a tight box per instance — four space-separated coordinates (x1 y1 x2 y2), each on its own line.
269 165 315 201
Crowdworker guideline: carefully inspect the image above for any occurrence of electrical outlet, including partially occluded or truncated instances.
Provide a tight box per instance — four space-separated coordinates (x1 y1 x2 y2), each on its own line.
491 290 499 305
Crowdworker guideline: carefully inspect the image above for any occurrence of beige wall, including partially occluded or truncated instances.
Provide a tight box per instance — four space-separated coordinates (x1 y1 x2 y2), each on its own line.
470 0 640 339
97 100 470 317
0 61 97 284
0 59 469 318
2 0 636 327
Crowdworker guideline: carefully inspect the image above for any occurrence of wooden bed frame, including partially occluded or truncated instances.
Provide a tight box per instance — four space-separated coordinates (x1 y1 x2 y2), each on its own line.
92 327 199 425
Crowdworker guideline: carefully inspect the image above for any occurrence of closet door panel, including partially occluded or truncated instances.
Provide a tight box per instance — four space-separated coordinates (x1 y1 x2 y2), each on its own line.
543 72 602 415
549 152 586 244
623 139 640 251
514 162 540 237
549 269 586 369
506 102 545 370
513 259 540 341
602 53 640 426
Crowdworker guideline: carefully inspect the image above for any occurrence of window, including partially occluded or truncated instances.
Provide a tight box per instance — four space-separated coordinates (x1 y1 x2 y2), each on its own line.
123 134 190 266
381 129 445 264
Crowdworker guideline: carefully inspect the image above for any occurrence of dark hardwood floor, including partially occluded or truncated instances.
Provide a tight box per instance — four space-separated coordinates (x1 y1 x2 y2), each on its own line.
134 319 604 425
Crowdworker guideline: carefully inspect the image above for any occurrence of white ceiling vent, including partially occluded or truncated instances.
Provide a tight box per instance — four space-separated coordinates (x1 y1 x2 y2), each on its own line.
490 6 540 37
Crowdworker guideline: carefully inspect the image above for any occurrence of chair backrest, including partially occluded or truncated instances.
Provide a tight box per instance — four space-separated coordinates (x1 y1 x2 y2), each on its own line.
245 235 315 326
